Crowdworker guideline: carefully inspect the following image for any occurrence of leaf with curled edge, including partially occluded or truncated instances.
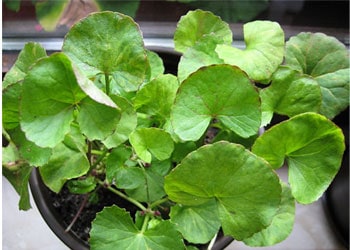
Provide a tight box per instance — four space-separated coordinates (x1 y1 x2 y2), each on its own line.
216 20 285 83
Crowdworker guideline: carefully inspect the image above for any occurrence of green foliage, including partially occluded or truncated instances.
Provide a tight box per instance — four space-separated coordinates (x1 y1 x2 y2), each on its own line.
216 20 285 82
284 32 349 119
252 113 345 204
174 9 232 53
90 206 185 250
165 142 281 240
2 9 348 249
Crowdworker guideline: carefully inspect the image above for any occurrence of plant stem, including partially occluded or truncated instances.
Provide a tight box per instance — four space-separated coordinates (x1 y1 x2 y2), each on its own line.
97 179 147 211
88 141 92 165
65 194 89 233
105 73 110 95
150 197 169 209
91 148 109 169
141 213 151 233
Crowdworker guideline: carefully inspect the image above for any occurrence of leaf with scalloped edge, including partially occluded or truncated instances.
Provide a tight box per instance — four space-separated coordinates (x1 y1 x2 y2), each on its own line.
90 206 185 250
171 64 261 141
165 141 281 240
252 112 345 204
129 128 174 163
20 53 86 148
3 42 47 88
260 66 322 126
216 20 284 83
63 11 148 92
284 32 349 119
170 200 221 244
174 9 232 53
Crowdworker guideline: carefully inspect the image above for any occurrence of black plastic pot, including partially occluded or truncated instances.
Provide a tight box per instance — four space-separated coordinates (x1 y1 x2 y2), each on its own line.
29 168 234 250
29 168 89 250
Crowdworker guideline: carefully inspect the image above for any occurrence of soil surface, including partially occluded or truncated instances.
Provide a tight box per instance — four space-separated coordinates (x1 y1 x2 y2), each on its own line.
49 185 138 243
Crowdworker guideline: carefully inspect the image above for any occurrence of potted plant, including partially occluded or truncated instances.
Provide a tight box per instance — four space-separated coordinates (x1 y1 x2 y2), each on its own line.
3 9 349 249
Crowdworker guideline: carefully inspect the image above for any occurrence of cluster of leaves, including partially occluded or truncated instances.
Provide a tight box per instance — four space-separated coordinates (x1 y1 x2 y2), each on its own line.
2 10 349 249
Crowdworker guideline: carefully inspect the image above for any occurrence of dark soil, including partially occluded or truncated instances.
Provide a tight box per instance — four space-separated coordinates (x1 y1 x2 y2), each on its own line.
49 184 139 244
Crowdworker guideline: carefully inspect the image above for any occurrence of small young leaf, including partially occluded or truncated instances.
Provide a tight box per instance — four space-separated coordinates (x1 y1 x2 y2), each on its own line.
285 32 349 119
170 200 221 244
129 128 174 163
171 64 261 141
67 176 97 194
165 142 281 240
243 182 295 246
252 113 345 204
216 20 284 82
90 206 185 250
174 9 232 53
134 74 179 123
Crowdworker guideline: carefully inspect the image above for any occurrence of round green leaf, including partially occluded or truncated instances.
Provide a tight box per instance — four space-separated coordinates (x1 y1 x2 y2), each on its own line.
260 66 322 126
174 9 232 53
285 32 349 119
252 113 345 204
243 182 295 246
63 11 148 92
165 142 281 240
170 200 221 244
216 20 285 82
90 206 185 250
171 64 261 141
20 53 86 148
134 74 179 122
129 128 174 163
